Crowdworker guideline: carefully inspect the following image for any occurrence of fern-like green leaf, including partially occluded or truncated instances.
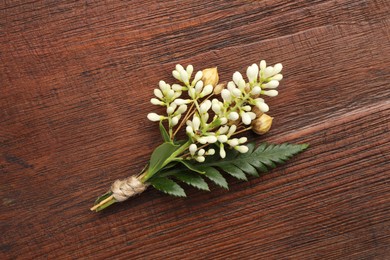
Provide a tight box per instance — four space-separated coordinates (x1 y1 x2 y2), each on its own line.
148 142 307 197
203 142 308 179
149 177 186 197
174 172 210 191
199 166 229 189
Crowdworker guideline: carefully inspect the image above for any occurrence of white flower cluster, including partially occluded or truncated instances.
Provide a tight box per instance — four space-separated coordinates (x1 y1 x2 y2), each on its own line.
147 60 283 161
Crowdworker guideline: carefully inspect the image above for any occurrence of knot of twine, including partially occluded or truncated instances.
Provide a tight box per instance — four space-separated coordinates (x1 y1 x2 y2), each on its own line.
111 176 148 202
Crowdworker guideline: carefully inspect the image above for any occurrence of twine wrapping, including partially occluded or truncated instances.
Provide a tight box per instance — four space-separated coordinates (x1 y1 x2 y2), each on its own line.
111 176 147 202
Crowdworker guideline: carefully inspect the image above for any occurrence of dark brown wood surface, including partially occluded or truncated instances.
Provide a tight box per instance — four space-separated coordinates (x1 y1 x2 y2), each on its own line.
1 0 389 259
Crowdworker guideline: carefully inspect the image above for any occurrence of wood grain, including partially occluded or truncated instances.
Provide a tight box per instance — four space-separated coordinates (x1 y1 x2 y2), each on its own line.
1 0 389 259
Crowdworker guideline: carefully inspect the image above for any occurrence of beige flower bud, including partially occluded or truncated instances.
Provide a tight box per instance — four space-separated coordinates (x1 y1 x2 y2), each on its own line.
251 114 273 135
213 83 226 94
202 67 219 87
251 106 263 117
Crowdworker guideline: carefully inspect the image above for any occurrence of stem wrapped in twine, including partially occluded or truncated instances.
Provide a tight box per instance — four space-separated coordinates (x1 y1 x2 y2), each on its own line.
111 176 148 202
90 176 148 211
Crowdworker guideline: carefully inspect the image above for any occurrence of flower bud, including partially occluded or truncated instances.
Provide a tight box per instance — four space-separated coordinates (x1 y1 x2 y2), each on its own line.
251 106 263 117
213 83 226 94
202 67 219 87
251 114 273 135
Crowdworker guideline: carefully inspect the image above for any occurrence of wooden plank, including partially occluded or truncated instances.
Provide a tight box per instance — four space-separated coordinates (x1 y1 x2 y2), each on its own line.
1 0 389 258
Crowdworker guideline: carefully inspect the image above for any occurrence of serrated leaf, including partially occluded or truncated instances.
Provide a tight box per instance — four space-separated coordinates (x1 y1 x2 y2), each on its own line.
159 121 171 143
234 160 258 177
174 172 209 191
149 177 186 197
201 166 229 189
203 142 308 179
219 164 247 180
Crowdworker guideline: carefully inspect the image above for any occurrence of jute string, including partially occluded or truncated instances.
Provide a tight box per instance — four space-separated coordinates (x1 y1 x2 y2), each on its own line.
111 176 147 202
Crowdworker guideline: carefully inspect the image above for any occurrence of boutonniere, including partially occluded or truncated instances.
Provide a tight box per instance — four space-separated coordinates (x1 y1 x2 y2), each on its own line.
91 60 308 212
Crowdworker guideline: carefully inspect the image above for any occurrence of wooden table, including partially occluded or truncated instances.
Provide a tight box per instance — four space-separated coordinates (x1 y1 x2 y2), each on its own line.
1 0 389 259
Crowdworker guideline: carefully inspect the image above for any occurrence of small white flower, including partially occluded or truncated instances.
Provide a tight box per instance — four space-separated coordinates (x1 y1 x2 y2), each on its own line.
166 89 175 99
255 98 269 112
227 125 237 137
166 106 175 115
220 117 228 124
260 60 266 70
263 66 275 79
231 88 242 98
238 137 247 143
188 88 196 99
217 135 228 143
219 144 226 158
196 156 205 162
227 81 236 91
195 80 204 93
159 80 169 92
237 79 246 90
233 71 243 86
273 63 283 75
192 116 201 130
172 70 181 81
248 112 256 120
186 125 194 136
151 98 164 105
198 149 205 156
192 71 203 85
171 116 179 126
172 84 183 91
262 90 278 97
218 125 229 134
197 137 208 144
206 149 215 155
241 112 252 125
186 65 194 79
251 86 261 95
174 98 191 105
154 89 163 99
235 145 249 153
212 102 222 114
200 100 212 114
228 112 239 121
262 80 279 89
176 104 187 114
247 63 259 83
176 64 185 72
205 135 217 143
242 105 251 112
271 74 283 81
189 144 197 156
147 113 162 122
200 84 213 97
227 138 239 147
221 89 232 102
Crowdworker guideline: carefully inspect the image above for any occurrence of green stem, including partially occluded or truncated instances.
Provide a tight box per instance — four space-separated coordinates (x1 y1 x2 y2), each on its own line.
140 140 191 182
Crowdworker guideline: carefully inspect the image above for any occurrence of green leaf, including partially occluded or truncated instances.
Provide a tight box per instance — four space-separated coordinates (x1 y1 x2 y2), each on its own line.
199 166 229 189
219 164 247 180
177 160 206 174
234 160 258 177
94 191 113 204
174 172 209 191
203 142 308 179
149 177 186 197
144 142 180 180
159 121 171 142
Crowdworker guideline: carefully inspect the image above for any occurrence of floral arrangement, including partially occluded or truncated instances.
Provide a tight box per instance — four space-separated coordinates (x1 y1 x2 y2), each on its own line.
91 61 308 212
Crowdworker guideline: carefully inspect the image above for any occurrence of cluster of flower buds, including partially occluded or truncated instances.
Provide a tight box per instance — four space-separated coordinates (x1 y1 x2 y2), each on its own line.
147 60 282 160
